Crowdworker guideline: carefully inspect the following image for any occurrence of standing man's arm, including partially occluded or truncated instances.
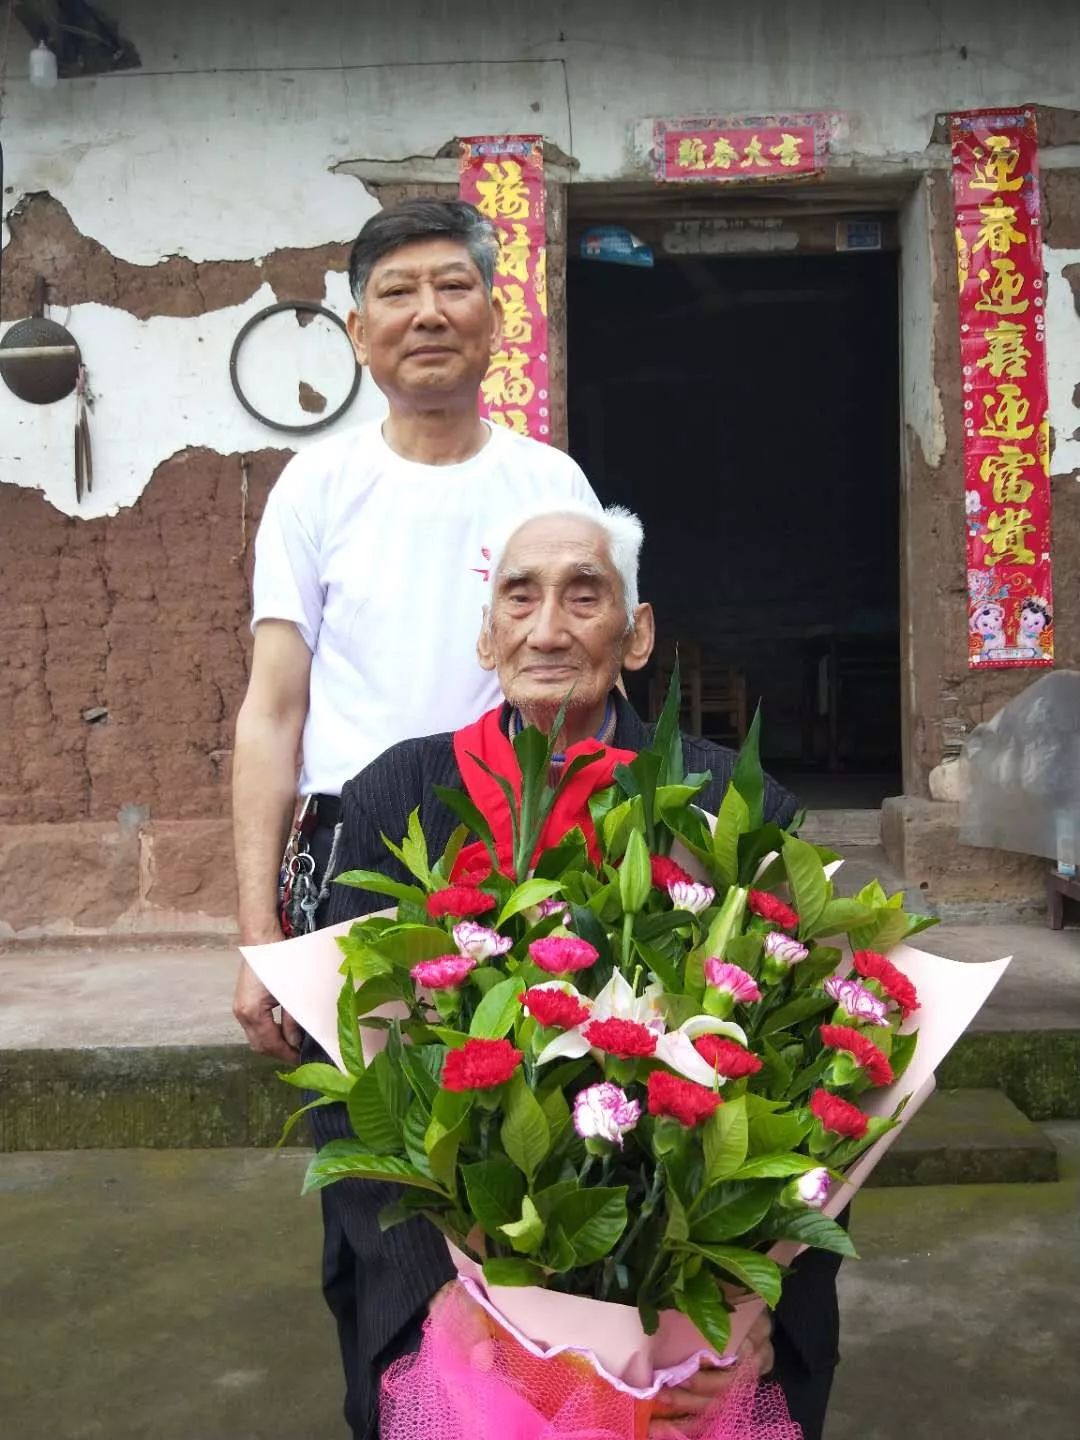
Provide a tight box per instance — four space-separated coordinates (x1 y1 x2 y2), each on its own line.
231 618 312 1061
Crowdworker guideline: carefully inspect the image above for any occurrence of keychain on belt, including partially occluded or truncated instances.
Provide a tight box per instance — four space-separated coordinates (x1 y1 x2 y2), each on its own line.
279 797 320 937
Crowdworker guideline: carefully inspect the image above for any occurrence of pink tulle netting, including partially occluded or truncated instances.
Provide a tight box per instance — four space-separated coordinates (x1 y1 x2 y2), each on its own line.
381 1283 803 1440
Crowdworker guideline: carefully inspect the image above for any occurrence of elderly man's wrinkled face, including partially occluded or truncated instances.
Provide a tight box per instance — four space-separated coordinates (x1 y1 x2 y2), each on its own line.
478 515 654 730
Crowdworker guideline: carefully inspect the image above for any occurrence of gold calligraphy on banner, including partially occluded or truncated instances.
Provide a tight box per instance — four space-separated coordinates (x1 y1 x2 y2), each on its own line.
460 136 550 443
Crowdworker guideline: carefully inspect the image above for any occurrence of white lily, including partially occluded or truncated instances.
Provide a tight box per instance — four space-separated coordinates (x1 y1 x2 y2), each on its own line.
535 970 748 1087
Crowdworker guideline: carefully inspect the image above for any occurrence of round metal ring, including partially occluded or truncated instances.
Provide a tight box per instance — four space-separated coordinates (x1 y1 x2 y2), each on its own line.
229 300 362 435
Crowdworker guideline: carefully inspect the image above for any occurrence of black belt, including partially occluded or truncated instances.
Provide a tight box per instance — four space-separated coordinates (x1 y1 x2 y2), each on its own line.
301 793 341 831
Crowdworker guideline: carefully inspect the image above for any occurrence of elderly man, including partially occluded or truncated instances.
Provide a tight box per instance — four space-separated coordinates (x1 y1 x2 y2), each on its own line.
320 505 841 1440
231 198 597 1439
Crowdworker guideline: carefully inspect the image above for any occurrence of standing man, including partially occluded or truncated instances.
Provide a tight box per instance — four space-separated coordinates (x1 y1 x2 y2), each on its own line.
230 199 598 1434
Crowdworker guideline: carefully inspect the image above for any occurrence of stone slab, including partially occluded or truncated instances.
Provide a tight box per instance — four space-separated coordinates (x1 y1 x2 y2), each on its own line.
881 796 1047 905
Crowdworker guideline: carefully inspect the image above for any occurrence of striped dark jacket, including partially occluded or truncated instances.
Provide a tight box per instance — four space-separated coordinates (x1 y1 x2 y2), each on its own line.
309 695 840 1415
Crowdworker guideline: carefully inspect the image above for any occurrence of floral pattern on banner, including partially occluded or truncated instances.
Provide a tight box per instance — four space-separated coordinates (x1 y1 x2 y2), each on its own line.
952 108 1054 669
460 135 550 443
653 113 837 183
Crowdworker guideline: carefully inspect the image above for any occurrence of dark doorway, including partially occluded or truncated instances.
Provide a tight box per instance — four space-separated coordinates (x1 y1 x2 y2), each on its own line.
567 247 902 806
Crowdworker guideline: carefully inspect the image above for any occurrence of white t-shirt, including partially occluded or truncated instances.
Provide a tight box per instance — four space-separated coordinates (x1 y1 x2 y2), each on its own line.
252 419 599 796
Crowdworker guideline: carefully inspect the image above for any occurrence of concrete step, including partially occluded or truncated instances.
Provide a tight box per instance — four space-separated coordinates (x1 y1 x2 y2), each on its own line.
800 808 882 847
868 1087 1058 1186
2 926 1078 1152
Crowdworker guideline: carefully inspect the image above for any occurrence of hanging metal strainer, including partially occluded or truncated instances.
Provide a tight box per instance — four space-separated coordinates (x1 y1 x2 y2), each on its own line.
0 316 81 404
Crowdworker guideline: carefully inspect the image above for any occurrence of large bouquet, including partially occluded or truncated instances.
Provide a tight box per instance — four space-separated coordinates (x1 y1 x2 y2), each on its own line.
281 685 965 1437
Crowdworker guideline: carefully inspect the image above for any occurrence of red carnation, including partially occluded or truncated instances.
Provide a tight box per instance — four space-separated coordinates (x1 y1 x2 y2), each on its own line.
852 950 919 1020
521 987 591 1030
582 1017 658 1059
647 1071 723 1127
442 1037 523 1092
426 886 497 920
819 1024 894 1088
692 1034 763 1079
810 1088 869 1140
748 890 800 932
651 855 694 889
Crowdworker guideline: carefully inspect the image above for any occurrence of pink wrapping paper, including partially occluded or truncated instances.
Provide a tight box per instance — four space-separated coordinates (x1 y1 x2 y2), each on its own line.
241 866 1010 1384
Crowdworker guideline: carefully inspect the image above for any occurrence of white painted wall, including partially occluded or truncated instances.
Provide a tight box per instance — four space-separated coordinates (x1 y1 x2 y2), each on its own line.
1046 249 1080 480
2 0 1079 515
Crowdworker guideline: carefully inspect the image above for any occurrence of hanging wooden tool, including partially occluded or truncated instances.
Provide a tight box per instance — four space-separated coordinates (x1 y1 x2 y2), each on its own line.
74 363 93 503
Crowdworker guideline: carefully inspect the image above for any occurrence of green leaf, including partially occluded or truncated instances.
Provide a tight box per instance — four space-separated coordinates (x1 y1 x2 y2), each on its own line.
424 1090 473 1189
276 1094 334 1148
500 1072 551 1182
346 1055 405 1154
470 975 523 1039
686 1243 783 1308
730 705 765 830
499 1195 546 1254
703 1095 749 1184
402 1099 435 1178
433 785 501 877
534 830 588 880
336 932 393 981
762 1210 858 1258
352 974 410 1017
531 1179 580 1220
635 938 683 995
888 1029 918 1084
399 1044 444 1108
747 1110 812 1156
432 823 469 885
712 785 750 889
736 824 787 888
336 978 366 1077
692 1181 780 1243
497 878 564 929
539 1086 571 1148
675 1270 732 1354
619 827 653 915
378 807 432 888
302 1140 444 1195
664 1189 690 1243
462 1157 527 1236
782 836 829 936
482 1257 546 1287
759 994 834 1036
805 899 876 940
278 1062 355 1099
547 1187 629 1265
651 660 686 789
363 924 462 971
730 1153 824 1180
568 903 613 971
333 870 428 908
863 908 916 952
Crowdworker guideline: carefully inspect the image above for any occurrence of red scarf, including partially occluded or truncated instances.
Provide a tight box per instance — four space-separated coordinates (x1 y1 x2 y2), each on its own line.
450 705 637 883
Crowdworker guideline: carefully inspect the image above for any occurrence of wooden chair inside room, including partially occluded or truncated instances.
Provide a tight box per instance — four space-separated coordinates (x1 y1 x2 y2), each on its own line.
649 640 749 745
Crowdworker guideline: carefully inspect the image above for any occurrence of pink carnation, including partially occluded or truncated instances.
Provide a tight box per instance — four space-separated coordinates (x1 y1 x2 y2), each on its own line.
410 955 476 990
529 936 599 974
703 960 762 1004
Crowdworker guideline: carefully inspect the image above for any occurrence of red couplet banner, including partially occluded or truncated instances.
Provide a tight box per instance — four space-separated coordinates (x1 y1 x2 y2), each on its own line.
951 108 1054 669
460 135 551 443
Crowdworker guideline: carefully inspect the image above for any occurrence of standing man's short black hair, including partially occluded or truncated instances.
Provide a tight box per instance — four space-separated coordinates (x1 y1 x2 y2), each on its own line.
348 199 498 307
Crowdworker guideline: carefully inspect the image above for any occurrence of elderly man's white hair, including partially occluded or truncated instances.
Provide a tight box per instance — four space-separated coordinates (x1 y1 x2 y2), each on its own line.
486 501 644 628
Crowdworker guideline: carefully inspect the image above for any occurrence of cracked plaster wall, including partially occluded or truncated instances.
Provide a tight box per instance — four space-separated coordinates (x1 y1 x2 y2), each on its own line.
2 1 1080 835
